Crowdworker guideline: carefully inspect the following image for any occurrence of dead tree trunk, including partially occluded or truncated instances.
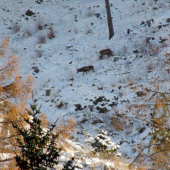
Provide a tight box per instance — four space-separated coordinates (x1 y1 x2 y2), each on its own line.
105 0 114 39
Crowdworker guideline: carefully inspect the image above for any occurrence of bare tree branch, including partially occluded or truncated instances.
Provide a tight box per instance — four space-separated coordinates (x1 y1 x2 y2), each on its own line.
131 142 170 165
0 157 15 162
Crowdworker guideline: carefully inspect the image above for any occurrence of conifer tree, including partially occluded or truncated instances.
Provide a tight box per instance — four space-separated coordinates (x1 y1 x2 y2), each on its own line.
12 104 61 170
62 157 75 170
13 104 75 170
85 129 121 156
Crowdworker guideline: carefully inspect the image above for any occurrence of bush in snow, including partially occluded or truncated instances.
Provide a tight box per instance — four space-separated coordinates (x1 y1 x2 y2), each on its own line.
85 129 121 157
62 157 75 170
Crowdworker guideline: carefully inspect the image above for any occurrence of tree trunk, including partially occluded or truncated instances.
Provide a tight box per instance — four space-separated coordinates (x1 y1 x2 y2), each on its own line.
105 0 114 39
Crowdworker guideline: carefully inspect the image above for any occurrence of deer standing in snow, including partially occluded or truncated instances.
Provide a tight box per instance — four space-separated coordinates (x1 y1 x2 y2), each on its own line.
76 65 94 74
99 48 113 60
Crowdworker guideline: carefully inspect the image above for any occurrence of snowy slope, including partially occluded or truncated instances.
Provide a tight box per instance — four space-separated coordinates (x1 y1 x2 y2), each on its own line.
0 0 170 168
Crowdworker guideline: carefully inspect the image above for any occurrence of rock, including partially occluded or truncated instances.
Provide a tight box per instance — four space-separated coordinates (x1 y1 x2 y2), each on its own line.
45 89 51 96
146 37 155 44
96 106 109 113
159 37 168 43
74 104 83 111
79 118 88 124
158 25 162 29
113 57 119 62
138 127 146 134
94 13 101 18
127 28 131 34
133 49 141 54
93 96 104 105
32 66 40 73
66 45 73 50
111 89 114 93
114 96 118 100
88 105 94 111
98 87 103 90
25 9 35 16
166 18 170 23
136 91 146 97
92 119 103 125
153 7 158 10
108 102 118 107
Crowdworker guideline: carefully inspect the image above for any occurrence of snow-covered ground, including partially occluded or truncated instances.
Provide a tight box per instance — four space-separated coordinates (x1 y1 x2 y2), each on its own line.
0 0 170 169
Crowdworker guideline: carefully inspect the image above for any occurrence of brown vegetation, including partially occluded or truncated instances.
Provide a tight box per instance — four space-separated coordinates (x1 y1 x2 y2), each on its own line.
111 83 170 169
0 38 76 169
0 38 34 168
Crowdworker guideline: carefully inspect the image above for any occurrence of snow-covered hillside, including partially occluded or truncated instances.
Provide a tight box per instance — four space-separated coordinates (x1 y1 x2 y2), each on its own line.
0 0 170 169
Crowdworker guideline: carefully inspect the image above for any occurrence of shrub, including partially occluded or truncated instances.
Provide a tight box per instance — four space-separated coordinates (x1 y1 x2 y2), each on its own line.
36 18 44 31
47 27 55 39
35 49 43 57
57 101 68 109
85 129 121 157
62 157 75 170
23 29 32 37
37 34 46 44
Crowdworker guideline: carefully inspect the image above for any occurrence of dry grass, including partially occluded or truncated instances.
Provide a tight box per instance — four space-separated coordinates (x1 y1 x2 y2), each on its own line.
85 28 93 35
47 27 55 39
24 29 32 37
37 34 46 44
35 49 43 57
85 7 95 17
36 18 44 31
11 23 20 33
58 138 132 170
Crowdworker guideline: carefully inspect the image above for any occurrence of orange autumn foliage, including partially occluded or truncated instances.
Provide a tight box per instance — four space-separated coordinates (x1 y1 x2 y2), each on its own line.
0 38 76 169
0 38 34 168
56 117 76 139
0 38 34 124
41 112 49 128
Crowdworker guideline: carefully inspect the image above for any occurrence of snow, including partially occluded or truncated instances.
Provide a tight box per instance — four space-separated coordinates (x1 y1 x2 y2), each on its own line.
0 0 170 169
64 139 84 151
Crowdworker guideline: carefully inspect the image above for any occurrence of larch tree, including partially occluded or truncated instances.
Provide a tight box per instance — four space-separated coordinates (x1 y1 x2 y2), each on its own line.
0 38 76 169
131 90 170 169
0 38 34 168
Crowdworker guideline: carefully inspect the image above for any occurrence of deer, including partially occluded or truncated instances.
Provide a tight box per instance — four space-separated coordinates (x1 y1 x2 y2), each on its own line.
99 48 113 60
76 65 94 74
